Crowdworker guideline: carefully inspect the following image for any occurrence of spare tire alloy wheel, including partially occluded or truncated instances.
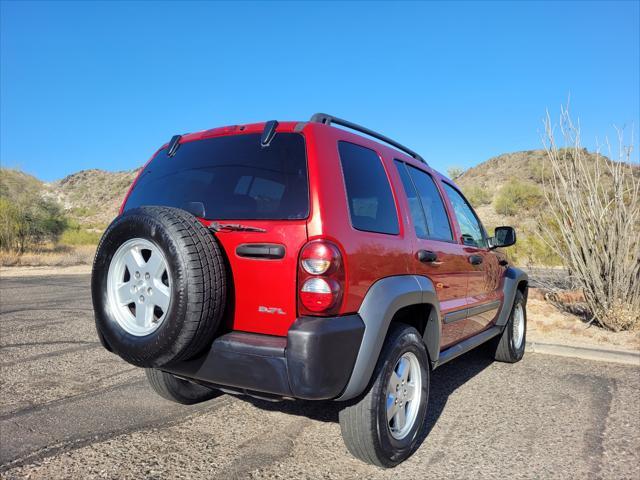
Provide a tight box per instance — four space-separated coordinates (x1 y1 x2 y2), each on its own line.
107 238 171 336
92 206 227 368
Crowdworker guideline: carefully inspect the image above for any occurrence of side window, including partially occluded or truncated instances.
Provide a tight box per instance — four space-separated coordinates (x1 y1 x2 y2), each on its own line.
394 161 428 238
443 183 487 248
404 165 453 241
338 141 399 235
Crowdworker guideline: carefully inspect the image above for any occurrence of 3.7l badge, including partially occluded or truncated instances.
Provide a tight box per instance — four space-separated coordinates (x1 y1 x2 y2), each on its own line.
258 306 286 315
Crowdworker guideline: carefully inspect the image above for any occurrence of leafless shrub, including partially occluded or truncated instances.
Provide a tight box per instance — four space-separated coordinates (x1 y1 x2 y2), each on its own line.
540 106 640 331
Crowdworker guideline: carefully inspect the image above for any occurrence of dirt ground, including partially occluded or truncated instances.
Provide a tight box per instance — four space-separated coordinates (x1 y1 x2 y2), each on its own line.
526 292 640 351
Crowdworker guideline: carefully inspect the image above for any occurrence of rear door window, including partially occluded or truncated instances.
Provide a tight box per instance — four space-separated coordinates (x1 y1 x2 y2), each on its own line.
124 133 308 220
402 164 453 241
338 141 399 235
394 160 429 239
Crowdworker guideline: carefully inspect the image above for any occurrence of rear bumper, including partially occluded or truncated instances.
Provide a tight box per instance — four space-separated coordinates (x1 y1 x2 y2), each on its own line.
162 314 365 400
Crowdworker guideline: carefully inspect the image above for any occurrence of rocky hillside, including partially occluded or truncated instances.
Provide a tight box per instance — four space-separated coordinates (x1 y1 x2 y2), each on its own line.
454 149 549 231
457 149 548 187
454 148 629 229
52 169 139 227
1 167 138 228
0 168 48 201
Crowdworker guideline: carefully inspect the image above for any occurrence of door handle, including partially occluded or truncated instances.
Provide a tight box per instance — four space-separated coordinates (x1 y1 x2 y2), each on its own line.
236 243 285 259
468 254 483 265
417 250 438 263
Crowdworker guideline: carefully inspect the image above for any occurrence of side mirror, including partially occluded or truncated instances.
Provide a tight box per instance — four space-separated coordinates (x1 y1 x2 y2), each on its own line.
489 226 516 249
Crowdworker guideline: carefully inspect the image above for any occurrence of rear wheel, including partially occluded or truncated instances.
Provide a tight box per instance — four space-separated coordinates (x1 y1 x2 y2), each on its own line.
491 290 527 363
339 324 430 468
145 368 220 404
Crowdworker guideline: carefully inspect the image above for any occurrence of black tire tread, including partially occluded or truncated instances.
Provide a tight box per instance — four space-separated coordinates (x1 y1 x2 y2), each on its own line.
93 206 227 367
148 207 226 362
492 290 526 363
339 324 426 468
145 368 219 405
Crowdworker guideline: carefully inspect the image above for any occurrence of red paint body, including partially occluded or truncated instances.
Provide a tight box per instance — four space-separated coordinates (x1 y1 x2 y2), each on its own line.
121 120 508 345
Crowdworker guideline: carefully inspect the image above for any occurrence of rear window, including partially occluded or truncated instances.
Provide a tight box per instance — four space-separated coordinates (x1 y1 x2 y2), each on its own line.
124 133 308 220
338 141 399 235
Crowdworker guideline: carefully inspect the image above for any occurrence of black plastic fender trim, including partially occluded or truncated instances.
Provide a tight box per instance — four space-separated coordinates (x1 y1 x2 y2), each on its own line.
336 275 441 401
495 267 529 327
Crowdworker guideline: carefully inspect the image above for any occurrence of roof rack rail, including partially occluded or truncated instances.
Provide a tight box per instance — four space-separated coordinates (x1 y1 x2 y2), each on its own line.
309 113 426 164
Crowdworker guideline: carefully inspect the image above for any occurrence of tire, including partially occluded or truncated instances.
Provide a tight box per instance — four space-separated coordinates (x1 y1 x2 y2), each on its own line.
490 290 527 363
145 368 220 404
339 324 430 468
92 206 226 368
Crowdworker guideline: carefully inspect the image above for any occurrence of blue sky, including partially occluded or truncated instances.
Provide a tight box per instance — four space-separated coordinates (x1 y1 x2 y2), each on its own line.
1 1 638 181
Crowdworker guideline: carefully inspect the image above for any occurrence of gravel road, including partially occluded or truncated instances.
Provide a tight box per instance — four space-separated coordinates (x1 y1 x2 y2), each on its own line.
1 274 638 479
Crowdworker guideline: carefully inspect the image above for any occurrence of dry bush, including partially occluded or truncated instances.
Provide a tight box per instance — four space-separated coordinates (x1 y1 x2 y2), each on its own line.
541 106 640 331
0 244 96 267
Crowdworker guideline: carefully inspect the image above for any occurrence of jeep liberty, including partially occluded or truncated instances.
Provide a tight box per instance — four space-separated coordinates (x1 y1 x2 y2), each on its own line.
92 114 528 467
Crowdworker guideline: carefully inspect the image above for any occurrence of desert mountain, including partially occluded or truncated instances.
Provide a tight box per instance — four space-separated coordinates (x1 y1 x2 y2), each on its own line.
0 148 613 235
0 167 139 228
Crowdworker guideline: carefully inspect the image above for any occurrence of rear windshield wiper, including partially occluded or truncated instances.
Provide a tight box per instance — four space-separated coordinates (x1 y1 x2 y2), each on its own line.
209 222 266 233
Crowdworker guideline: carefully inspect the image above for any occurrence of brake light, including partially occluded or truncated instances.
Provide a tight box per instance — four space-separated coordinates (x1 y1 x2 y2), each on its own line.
298 240 344 316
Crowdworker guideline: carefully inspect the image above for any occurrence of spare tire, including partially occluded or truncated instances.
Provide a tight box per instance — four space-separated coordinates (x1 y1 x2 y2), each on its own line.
91 206 227 368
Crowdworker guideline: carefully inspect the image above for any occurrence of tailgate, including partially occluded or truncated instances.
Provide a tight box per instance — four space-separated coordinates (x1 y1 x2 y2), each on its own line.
214 221 307 336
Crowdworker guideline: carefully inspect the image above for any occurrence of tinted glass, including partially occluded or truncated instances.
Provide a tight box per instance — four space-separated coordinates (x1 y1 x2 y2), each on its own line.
338 141 399 235
405 165 453 241
394 160 428 239
443 183 487 248
124 133 308 220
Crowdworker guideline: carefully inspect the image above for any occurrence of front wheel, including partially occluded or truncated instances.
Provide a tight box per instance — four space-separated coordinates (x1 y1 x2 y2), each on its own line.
490 290 527 363
338 324 430 468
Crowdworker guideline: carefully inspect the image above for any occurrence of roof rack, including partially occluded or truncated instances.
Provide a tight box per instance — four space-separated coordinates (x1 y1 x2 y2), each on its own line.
309 113 426 164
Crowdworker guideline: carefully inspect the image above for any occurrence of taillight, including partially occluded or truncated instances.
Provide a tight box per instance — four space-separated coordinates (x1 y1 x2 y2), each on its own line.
298 240 344 316
300 241 340 274
300 278 339 312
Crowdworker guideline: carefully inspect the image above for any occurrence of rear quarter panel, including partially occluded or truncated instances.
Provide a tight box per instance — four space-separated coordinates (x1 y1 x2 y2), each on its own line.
303 124 413 313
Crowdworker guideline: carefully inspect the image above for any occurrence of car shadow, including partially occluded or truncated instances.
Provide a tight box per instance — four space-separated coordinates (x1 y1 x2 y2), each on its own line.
234 346 495 436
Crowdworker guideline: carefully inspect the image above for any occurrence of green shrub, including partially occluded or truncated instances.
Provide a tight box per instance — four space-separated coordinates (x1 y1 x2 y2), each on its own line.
446 166 465 179
494 180 543 216
69 206 98 218
0 196 67 252
531 160 545 182
463 185 492 207
59 225 102 246
508 233 562 266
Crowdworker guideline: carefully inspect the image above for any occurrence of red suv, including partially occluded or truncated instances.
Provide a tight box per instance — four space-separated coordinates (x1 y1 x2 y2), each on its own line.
92 114 528 467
